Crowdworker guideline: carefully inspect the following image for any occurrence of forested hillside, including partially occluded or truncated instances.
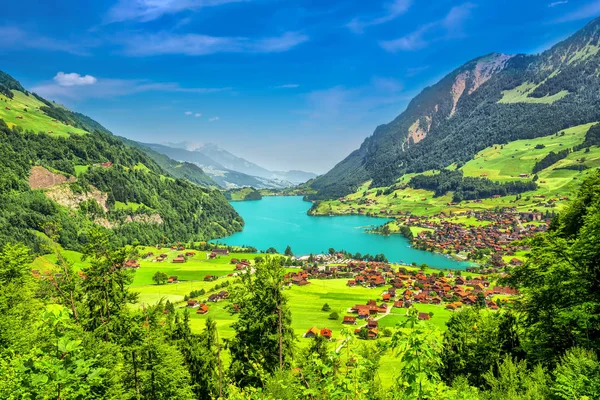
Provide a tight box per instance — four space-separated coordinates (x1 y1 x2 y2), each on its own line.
0 71 243 255
310 17 600 199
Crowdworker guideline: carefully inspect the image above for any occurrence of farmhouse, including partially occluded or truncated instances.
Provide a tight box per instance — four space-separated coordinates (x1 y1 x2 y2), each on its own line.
320 328 332 339
304 327 319 338
343 316 357 325
196 304 209 314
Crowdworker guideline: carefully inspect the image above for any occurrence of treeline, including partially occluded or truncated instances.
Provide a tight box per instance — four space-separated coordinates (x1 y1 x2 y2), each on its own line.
2 172 599 399
532 148 571 173
408 170 537 202
0 120 243 254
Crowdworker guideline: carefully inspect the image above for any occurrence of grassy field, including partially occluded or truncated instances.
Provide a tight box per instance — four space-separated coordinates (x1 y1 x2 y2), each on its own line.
313 123 600 219
0 91 88 137
31 247 486 388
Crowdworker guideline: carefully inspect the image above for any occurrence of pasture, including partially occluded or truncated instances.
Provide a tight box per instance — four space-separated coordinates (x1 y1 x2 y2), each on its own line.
0 91 88 137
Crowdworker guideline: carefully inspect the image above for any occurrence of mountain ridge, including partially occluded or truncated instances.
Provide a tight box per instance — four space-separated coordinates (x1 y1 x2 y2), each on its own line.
310 16 600 199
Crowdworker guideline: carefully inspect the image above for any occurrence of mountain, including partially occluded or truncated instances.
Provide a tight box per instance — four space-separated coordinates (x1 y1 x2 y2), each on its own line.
119 138 218 187
0 70 243 254
310 17 600 199
164 142 317 185
140 141 314 188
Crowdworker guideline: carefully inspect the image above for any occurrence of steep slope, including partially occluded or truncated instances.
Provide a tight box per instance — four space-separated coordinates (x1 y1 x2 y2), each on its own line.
0 70 243 254
311 17 600 199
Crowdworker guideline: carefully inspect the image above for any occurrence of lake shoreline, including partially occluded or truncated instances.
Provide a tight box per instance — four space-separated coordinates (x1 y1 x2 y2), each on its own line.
219 196 473 270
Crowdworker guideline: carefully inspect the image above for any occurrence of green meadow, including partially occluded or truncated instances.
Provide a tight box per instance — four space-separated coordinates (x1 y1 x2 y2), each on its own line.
32 247 488 388
0 91 88 137
313 123 600 218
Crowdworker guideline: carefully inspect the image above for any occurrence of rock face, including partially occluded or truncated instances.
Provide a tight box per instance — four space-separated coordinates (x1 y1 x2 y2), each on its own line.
29 166 163 227
310 17 600 198
44 183 109 213
28 166 76 189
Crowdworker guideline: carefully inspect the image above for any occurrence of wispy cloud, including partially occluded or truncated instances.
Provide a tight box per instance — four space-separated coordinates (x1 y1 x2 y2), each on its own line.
406 65 430 76
347 0 413 34
548 1 568 7
105 0 248 23
302 77 407 123
0 26 91 55
208 116 220 122
32 74 229 101
185 111 193 115
194 113 202 117
554 0 600 22
275 84 300 89
380 3 476 52
119 31 308 56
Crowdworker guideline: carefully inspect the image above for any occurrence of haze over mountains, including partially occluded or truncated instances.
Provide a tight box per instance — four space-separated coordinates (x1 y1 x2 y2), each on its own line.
139 141 317 189
310 16 600 199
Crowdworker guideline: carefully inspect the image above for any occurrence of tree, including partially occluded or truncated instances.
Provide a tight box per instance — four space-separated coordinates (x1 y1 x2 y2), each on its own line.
153 271 168 285
321 303 331 312
284 245 293 257
507 172 600 364
266 247 278 254
328 312 339 320
227 256 295 387
390 308 444 398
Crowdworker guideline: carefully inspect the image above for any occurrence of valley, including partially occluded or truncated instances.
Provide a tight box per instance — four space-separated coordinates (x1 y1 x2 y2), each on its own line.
1 9 600 399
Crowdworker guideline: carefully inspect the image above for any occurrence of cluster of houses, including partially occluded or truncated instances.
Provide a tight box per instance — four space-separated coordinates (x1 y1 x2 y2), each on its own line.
406 210 548 264
304 327 333 340
187 300 209 314
231 258 251 271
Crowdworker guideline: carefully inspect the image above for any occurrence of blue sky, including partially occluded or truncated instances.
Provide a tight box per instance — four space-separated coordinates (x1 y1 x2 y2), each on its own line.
1 0 599 173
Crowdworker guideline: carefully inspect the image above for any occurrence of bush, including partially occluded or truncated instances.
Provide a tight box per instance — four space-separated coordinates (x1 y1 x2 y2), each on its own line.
321 303 331 312
328 312 339 320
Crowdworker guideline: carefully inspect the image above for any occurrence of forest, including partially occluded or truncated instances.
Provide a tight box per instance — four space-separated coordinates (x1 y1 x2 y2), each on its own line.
407 170 537 202
309 18 600 200
0 172 598 399
0 120 243 255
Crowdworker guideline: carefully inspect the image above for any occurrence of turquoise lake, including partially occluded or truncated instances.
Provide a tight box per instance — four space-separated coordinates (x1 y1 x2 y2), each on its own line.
219 196 471 270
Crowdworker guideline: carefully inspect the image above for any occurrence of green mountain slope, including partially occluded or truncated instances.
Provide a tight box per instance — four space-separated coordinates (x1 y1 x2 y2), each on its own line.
311 17 600 199
120 138 218 187
311 123 600 217
0 70 243 254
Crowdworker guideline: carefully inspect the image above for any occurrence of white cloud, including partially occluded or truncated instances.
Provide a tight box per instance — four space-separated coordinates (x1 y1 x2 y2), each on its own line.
549 1 568 7
554 0 600 22
208 116 220 122
185 111 193 115
105 0 248 23
347 0 413 34
194 113 202 117
54 72 97 87
0 26 90 55
32 76 228 101
380 3 475 52
120 31 308 56
275 84 300 89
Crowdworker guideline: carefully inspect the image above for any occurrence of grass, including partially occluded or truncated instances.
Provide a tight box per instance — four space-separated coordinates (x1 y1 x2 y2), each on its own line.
32 246 486 388
0 91 88 137
114 201 145 211
498 80 570 104
314 123 599 219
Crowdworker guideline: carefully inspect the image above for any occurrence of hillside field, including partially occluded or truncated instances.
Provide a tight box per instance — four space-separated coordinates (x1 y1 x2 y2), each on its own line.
312 123 600 218
0 91 88 137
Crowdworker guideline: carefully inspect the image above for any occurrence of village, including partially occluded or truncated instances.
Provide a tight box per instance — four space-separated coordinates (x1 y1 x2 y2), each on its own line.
403 209 548 265
284 259 517 340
